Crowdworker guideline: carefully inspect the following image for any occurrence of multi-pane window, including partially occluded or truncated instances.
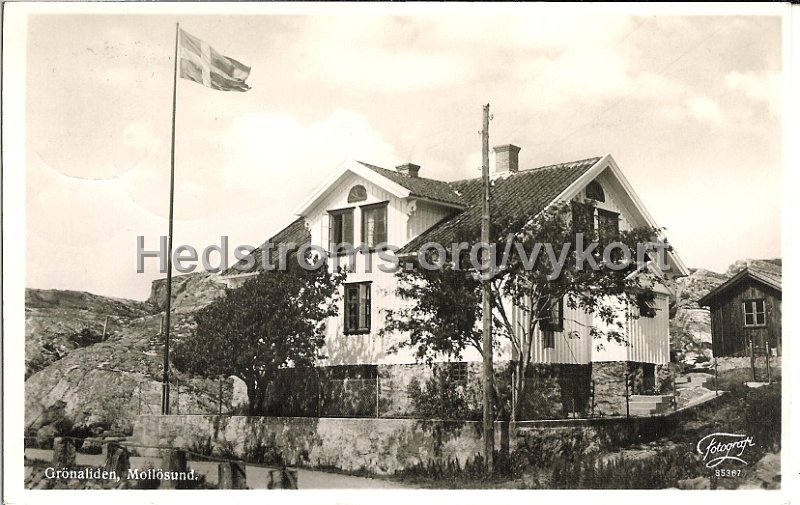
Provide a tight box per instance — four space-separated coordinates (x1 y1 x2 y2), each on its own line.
446 362 469 388
636 293 658 318
539 297 564 348
597 209 620 241
743 299 766 327
344 282 371 334
571 201 595 236
361 203 388 248
329 209 354 254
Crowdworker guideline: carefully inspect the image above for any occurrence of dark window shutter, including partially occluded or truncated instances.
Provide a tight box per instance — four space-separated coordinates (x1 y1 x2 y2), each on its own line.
328 214 335 252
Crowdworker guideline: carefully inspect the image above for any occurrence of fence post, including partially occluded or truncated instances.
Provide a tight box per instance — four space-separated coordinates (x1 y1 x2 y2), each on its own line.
375 375 380 419
102 315 110 341
138 383 142 415
624 371 630 419
267 467 298 489
218 376 223 416
175 379 180 415
160 449 187 489
765 340 772 384
749 338 756 381
104 443 130 475
52 437 76 468
714 358 719 396
218 461 247 489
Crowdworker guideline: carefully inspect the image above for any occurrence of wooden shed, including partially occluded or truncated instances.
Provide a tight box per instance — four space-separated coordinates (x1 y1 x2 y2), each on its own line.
698 267 782 357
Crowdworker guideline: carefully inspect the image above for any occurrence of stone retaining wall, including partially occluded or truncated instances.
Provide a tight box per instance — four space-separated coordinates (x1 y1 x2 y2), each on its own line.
134 415 505 474
133 413 679 475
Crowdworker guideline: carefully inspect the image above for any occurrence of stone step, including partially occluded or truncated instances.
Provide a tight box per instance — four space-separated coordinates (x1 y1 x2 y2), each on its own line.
629 394 674 405
630 402 672 414
675 377 714 389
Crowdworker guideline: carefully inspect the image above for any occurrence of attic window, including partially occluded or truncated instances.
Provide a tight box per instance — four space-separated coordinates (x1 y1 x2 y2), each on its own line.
348 185 367 203
586 181 605 202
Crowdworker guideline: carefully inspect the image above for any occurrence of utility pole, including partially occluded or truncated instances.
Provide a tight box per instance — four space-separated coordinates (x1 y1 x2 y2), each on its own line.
480 103 494 476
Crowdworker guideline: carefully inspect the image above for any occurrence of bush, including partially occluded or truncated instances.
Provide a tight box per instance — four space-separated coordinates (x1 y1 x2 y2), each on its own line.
188 436 214 457
543 444 706 489
395 450 512 484
407 366 480 421
244 435 283 466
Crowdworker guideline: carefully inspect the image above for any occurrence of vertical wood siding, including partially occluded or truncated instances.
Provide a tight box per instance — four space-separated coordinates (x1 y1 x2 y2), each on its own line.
709 279 781 357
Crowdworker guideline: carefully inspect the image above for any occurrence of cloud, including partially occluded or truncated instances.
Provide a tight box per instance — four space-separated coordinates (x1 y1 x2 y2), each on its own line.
686 96 722 123
725 71 781 115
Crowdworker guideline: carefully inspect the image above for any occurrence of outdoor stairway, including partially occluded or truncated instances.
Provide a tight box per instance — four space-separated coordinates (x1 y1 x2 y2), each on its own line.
628 394 675 416
674 373 714 390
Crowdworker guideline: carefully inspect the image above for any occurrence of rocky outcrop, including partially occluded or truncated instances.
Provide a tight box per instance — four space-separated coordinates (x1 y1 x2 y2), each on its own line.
25 289 156 378
148 272 227 313
25 311 230 438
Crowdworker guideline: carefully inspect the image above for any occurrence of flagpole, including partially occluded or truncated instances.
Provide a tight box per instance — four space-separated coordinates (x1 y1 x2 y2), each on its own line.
162 22 180 416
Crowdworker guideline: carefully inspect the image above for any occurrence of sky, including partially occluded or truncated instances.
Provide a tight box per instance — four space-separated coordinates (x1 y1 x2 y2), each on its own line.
19 6 784 300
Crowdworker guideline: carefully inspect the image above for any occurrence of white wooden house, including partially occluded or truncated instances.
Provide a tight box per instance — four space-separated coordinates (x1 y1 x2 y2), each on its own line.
222 146 688 417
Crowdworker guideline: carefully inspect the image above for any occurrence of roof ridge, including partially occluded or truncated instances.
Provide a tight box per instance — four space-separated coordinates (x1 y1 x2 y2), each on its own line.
355 160 458 184
446 156 603 185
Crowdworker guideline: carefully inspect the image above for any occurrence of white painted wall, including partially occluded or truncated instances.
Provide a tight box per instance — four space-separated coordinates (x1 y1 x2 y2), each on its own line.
277 168 672 367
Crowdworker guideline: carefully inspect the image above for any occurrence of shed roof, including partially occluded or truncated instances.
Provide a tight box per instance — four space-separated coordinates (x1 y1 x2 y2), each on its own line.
697 266 782 306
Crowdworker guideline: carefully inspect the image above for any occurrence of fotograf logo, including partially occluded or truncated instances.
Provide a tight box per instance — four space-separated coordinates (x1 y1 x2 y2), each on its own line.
696 433 755 468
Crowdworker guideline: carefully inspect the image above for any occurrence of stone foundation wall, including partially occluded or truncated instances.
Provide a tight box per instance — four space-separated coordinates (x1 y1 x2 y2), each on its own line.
714 356 782 373
590 362 628 416
266 361 642 420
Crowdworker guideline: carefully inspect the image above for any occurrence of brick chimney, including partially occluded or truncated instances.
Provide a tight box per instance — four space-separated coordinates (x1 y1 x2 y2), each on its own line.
493 144 521 173
396 163 421 178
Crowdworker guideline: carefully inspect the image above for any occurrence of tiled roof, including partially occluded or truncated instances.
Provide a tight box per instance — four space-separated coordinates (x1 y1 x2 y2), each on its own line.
221 217 311 276
357 161 467 206
222 156 600 275
398 157 601 254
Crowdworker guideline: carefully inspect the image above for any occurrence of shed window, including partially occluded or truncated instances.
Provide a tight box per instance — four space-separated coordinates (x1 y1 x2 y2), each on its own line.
344 282 371 334
743 299 766 327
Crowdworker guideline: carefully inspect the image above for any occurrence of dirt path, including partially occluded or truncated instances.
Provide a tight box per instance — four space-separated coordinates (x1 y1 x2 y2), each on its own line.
25 449 406 489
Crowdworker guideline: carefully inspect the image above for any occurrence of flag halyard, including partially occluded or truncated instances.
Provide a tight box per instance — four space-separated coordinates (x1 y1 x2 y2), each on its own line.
179 29 251 92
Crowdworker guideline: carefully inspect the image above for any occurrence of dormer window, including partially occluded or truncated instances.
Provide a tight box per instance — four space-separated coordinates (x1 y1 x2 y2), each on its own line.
361 202 388 248
329 208 354 253
586 181 605 202
348 185 367 203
